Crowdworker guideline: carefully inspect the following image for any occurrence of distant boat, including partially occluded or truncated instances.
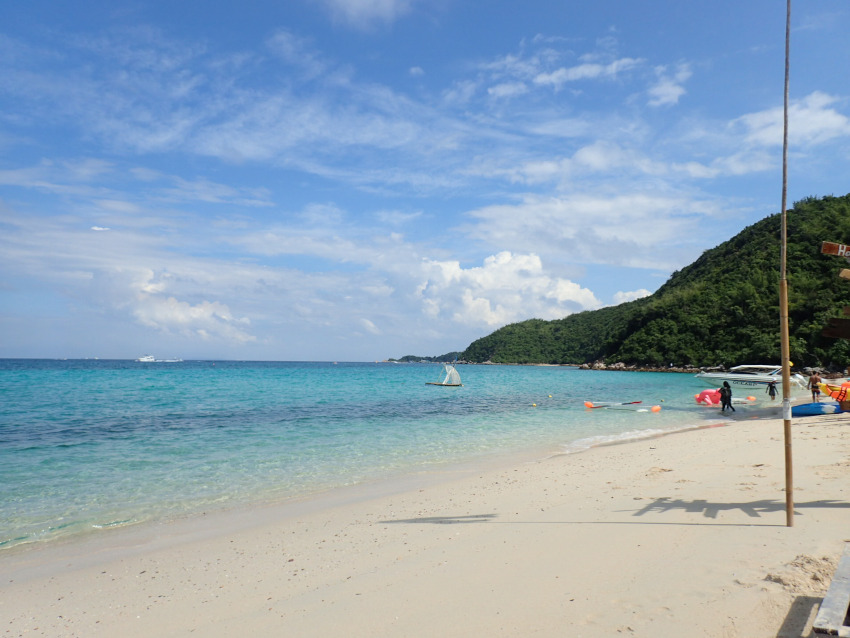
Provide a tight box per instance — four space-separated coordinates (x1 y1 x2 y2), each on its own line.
136 355 183 363
425 364 463 387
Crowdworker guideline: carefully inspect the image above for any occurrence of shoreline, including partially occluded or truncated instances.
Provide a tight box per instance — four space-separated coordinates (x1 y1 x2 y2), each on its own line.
0 400 783 555
0 404 811 557
4 412 850 636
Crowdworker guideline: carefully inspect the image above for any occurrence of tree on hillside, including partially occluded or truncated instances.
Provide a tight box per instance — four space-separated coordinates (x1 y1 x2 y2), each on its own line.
461 193 850 369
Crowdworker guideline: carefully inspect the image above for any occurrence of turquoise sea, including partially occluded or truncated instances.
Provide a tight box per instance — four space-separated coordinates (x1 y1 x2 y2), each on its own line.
0 359 767 550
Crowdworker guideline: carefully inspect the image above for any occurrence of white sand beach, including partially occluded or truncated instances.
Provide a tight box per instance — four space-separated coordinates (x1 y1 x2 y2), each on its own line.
3 412 850 637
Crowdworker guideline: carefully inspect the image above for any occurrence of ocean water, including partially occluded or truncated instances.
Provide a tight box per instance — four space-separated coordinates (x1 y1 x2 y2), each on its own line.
0 359 765 550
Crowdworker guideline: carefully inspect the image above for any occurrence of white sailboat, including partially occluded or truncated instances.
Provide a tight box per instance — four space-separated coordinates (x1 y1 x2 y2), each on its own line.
426 364 463 387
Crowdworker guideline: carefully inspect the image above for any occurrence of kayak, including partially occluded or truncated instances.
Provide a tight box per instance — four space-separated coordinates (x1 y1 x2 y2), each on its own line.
584 400 661 413
584 400 642 409
792 401 843 417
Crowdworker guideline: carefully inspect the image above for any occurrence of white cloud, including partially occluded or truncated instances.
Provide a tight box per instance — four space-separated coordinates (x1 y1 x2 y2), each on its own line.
442 79 479 106
647 63 692 107
672 147 775 179
733 91 850 148
613 288 651 304
95 199 142 214
266 30 327 78
375 209 422 225
63 158 114 181
470 141 664 186
417 252 601 327
133 294 256 343
161 177 273 206
465 193 715 271
317 0 415 28
534 57 643 89
488 82 528 99
359 318 381 334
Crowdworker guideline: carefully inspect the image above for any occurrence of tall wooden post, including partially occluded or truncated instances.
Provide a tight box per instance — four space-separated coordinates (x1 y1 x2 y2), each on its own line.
779 0 794 527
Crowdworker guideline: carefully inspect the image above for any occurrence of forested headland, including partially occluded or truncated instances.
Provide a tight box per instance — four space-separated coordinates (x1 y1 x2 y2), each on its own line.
456 194 850 369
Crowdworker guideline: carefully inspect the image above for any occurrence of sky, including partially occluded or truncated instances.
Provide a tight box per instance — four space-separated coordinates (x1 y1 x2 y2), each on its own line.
1 1 849 362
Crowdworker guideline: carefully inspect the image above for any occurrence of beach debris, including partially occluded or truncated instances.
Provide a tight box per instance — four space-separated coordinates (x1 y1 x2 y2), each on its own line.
645 467 673 477
765 554 837 595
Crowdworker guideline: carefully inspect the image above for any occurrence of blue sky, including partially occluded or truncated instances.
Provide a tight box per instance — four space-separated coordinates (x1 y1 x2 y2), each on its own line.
1 1 849 361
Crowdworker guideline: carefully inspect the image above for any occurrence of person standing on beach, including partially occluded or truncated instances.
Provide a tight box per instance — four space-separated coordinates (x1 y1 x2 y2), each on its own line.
766 380 777 401
720 381 735 412
808 372 822 402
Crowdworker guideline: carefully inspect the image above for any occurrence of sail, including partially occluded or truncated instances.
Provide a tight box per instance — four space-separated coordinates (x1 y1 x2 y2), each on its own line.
443 365 461 385
426 363 462 386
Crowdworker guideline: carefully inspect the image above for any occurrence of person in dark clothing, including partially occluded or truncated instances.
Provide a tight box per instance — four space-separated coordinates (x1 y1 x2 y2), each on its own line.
766 380 777 401
720 381 735 412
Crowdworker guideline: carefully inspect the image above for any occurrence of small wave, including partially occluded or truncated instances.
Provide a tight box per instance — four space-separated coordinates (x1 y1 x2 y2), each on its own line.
0 534 31 549
91 518 137 530
561 426 687 454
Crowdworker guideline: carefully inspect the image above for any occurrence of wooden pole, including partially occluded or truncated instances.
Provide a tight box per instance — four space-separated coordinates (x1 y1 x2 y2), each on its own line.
780 0 793 527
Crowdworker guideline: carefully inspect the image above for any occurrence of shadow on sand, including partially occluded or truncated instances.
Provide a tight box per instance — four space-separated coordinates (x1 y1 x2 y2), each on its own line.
630 498 850 520
380 514 497 524
775 595 822 638
380 499 850 529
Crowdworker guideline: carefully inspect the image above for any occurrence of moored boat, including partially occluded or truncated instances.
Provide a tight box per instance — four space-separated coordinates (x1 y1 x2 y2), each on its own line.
426 364 463 387
695 364 806 389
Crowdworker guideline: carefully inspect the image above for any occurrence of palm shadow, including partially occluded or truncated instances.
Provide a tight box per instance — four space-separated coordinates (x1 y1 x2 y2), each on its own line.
630 497 850 519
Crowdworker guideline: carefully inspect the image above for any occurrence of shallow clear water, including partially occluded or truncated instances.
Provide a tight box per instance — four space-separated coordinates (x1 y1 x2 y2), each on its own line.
0 359 740 549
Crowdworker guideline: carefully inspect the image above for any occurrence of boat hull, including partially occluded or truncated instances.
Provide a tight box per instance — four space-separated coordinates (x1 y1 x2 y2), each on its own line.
695 367 806 390
695 374 779 388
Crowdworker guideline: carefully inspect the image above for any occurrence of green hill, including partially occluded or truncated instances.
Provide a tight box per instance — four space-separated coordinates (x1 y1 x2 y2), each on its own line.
461 194 850 369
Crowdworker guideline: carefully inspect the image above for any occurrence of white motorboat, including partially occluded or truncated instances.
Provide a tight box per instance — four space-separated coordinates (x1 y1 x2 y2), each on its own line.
695 364 806 389
136 355 155 362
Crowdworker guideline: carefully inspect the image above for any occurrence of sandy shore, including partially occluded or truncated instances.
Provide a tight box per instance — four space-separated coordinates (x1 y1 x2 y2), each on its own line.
3 412 850 637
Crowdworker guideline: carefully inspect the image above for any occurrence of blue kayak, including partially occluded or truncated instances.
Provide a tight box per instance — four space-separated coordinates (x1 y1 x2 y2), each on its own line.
792 401 843 417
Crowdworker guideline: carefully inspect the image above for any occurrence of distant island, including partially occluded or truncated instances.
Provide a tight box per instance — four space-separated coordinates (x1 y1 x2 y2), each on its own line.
387 352 465 363
398 194 850 371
